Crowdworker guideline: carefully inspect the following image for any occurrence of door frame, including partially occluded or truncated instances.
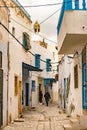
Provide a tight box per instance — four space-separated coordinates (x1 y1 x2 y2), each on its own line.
0 69 3 126
25 83 29 106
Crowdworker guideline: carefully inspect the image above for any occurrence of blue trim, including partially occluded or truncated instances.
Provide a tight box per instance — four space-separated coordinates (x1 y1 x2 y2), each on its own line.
57 0 87 34
46 59 51 72
75 0 79 10
32 80 35 91
35 54 41 69
44 78 54 86
23 32 28 50
82 51 87 109
65 0 72 10
22 62 43 71
57 1 65 34
83 0 86 10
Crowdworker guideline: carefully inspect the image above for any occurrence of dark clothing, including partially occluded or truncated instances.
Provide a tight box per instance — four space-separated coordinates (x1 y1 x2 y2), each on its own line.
44 92 51 106
39 91 43 103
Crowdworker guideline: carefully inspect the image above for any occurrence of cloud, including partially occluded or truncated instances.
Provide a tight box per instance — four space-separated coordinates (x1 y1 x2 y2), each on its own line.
18 0 62 43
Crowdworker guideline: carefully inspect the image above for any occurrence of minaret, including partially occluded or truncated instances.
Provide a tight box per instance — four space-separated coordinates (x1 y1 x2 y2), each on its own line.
33 21 40 33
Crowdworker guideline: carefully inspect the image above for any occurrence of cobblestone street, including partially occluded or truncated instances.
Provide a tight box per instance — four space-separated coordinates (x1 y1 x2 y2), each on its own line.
1 103 87 130
1 103 69 130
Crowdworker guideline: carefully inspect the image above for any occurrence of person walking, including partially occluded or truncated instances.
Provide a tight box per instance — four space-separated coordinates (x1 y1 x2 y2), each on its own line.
39 90 43 103
44 92 51 106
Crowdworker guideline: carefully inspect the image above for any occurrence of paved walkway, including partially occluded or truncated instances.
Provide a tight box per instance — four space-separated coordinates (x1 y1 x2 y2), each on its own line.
2 103 71 130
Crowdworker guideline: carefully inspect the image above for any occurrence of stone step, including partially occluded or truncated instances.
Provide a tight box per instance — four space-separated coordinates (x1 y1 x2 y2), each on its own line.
80 115 87 129
63 124 72 130
70 118 80 128
14 118 24 122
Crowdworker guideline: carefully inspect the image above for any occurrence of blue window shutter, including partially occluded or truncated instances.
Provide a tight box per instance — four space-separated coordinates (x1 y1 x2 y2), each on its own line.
23 33 27 47
46 59 51 72
35 54 40 69
82 50 87 109
23 32 30 50
46 59 49 71
32 80 35 91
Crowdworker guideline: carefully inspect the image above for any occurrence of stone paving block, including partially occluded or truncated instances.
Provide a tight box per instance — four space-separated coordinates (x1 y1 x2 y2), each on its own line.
37 122 44 130
44 121 50 129
63 124 72 130
2 104 86 130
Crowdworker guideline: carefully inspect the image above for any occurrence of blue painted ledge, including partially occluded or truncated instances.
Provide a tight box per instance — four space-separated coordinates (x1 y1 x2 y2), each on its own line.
57 0 87 34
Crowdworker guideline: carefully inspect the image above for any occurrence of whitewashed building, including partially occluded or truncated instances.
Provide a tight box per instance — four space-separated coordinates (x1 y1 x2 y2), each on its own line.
0 0 9 127
47 44 59 103
3 0 59 124
29 40 58 106
5 0 32 123
57 0 87 128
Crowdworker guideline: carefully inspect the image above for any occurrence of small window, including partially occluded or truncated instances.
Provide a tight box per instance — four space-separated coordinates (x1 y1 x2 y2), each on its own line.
32 80 35 91
14 75 18 95
12 27 15 35
0 51 2 68
23 32 30 50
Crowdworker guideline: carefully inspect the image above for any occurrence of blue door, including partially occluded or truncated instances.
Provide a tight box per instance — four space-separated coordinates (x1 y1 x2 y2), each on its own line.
25 83 29 106
82 50 87 109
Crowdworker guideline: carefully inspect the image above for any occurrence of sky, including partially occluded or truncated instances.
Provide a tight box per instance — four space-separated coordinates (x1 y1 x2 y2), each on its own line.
18 0 62 44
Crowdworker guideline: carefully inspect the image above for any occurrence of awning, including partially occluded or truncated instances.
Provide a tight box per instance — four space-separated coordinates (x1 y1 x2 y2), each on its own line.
22 62 43 72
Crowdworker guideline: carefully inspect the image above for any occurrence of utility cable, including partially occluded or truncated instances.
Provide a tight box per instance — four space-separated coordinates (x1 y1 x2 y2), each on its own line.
0 0 79 8
40 8 61 25
0 22 56 64
0 21 23 47
0 0 79 44
0 2 62 8
11 18 57 44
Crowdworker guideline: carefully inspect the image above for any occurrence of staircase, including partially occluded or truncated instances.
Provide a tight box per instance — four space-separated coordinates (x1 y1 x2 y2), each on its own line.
63 115 87 130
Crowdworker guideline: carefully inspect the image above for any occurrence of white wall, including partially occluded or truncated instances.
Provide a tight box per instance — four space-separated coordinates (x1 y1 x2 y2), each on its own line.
0 0 9 126
58 54 83 116
7 1 32 121
30 41 59 104
7 0 59 121
0 42 8 126
67 52 82 116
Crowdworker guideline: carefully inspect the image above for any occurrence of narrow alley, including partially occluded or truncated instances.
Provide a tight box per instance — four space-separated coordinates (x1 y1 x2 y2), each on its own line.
1 103 87 130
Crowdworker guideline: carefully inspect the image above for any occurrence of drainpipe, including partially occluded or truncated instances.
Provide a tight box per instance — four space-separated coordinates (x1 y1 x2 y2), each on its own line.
7 41 9 125
7 6 10 124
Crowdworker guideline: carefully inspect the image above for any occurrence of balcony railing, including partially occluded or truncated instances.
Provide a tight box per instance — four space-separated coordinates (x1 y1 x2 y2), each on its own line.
57 0 87 34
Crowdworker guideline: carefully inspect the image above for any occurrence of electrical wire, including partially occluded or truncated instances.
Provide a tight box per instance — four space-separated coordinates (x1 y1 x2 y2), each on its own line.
0 22 58 64
11 18 57 44
0 0 75 8
0 0 79 8
40 8 61 25
0 0 79 44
